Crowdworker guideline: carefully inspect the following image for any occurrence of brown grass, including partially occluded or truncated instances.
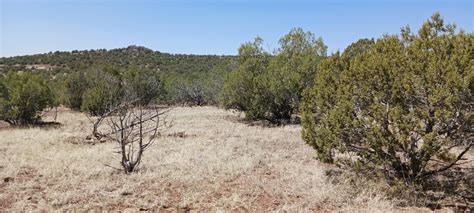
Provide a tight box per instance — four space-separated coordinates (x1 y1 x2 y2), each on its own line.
0 106 400 211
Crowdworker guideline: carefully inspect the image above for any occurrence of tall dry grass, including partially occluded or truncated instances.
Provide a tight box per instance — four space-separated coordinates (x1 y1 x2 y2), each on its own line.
0 106 396 211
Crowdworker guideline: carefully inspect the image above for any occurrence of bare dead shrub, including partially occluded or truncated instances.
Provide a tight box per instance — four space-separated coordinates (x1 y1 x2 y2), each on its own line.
98 105 169 173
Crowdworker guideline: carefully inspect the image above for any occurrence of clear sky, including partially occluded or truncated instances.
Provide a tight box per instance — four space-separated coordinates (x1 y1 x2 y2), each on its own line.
1 0 472 57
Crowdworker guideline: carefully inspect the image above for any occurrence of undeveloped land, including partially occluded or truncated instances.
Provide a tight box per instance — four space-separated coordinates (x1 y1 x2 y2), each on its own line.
0 106 432 211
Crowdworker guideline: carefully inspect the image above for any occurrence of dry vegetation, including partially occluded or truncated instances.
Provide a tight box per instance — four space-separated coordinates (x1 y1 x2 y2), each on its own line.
0 106 463 211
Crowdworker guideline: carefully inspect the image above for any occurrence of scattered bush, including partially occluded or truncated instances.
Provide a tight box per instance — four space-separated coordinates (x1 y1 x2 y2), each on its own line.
163 74 207 106
162 62 232 106
0 71 57 125
301 13 473 183
66 66 163 116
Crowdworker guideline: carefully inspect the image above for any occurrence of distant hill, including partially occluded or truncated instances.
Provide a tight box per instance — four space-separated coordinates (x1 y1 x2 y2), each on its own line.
0 45 237 74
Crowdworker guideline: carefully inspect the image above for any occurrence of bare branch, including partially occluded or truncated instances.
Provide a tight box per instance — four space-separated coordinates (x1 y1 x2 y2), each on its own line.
420 143 472 177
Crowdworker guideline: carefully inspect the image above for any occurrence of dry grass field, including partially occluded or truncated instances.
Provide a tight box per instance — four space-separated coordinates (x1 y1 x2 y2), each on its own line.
0 106 448 211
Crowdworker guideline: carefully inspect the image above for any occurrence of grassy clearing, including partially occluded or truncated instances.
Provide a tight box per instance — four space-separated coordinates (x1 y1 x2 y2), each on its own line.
0 106 411 211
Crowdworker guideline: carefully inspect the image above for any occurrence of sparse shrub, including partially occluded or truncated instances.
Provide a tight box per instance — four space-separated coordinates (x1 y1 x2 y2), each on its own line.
301 13 473 183
49 77 68 108
221 37 269 116
80 68 123 116
69 65 162 116
0 71 57 125
65 71 89 110
122 66 163 105
174 79 206 106
162 74 196 105
162 65 229 106
203 64 230 105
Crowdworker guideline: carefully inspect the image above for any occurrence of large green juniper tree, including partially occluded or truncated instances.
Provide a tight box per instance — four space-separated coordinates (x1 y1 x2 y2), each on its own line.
301 13 473 182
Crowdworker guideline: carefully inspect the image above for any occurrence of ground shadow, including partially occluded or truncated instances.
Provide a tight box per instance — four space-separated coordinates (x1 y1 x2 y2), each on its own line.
0 121 62 130
322 162 473 211
225 114 301 128
422 166 473 211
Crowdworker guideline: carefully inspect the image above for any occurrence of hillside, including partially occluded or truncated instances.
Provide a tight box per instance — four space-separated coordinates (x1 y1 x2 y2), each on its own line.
0 46 238 106
0 45 236 75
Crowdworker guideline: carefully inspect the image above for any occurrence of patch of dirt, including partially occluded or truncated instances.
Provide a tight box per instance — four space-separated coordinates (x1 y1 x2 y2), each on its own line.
160 182 186 209
165 131 196 138
0 194 15 209
0 121 10 129
17 166 38 181
64 136 107 145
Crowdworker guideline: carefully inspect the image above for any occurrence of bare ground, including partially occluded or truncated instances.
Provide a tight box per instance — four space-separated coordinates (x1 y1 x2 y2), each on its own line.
0 106 443 211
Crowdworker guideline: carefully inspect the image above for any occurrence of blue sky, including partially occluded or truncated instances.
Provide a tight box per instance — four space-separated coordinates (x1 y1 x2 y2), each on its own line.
1 0 472 57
